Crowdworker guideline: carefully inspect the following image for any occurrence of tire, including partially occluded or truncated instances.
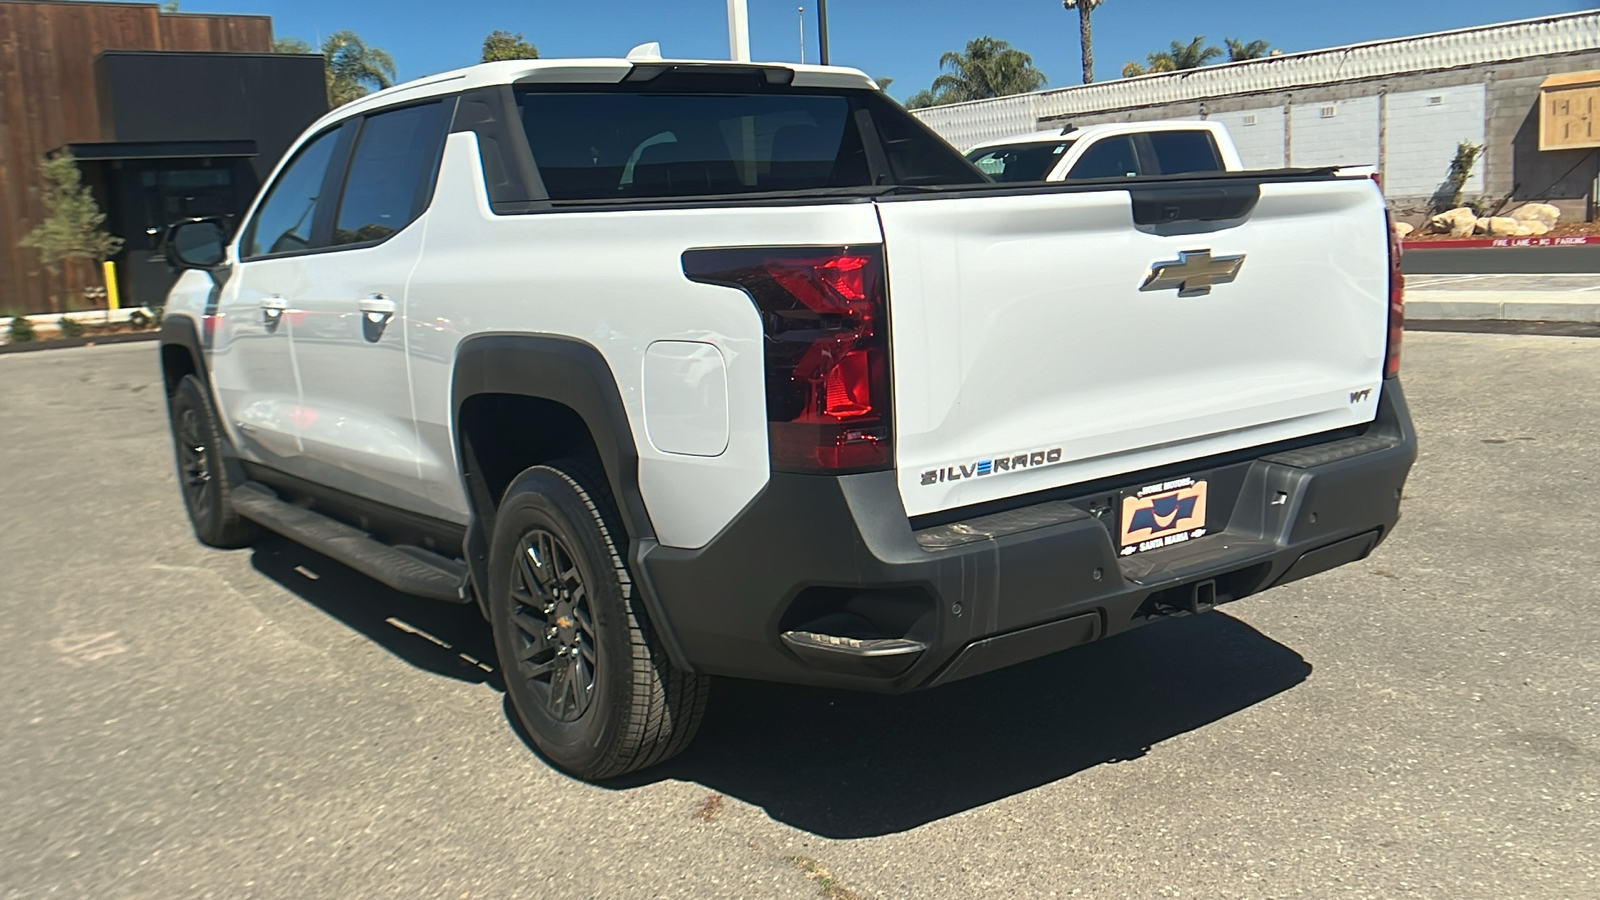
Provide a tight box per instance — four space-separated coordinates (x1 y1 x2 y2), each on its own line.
488 459 708 779
168 374 259 549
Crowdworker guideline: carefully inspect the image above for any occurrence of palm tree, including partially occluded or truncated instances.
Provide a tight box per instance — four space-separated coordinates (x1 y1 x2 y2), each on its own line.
322 30 397 107
1225 38 1272 61
927 37 1048 104
1062 0 1104 85
1165 36 1223 69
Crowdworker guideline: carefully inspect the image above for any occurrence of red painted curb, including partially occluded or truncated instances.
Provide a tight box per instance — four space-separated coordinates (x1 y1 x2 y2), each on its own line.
1403 235 1600 250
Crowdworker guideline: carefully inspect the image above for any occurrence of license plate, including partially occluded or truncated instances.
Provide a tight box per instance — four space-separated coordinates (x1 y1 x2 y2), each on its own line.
1118 476 1209 557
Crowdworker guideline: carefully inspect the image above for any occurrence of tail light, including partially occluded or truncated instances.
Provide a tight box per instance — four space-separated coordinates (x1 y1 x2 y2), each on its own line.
683 246 891 472
1385 211 1404 378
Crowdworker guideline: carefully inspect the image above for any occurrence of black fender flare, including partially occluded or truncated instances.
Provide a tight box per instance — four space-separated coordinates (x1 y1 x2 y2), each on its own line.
450 331 655 543
451 334 693 669
158 314 210 392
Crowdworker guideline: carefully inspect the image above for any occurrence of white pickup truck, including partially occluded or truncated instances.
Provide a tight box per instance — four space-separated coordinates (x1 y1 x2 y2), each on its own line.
158 56 1415 779
966 120 1244 182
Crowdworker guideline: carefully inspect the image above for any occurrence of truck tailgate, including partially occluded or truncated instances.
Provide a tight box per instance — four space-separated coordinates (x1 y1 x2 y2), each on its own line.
877 177 1389 518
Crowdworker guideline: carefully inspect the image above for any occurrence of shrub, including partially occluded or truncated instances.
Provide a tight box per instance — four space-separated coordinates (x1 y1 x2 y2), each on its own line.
57 315 84 338
9 316 36 342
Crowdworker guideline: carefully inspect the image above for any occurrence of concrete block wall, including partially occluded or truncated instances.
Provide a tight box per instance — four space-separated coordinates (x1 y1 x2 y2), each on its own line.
1290 96 1381 169
1208 107 1287 169
1384 84 1487 199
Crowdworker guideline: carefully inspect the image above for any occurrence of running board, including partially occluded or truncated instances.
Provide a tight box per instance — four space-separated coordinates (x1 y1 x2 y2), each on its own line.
232 482 469 602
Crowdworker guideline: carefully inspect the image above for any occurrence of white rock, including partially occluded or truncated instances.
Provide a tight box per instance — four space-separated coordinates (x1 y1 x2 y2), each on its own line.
1430 207 1478 237
1522 220 1551 236
1392 221 1415 238
1484 217 1521 236
1508 203 1561 228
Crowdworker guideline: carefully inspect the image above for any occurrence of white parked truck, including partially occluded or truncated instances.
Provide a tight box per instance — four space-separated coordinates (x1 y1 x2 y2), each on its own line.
965 120 1244 182
158 56 1415 780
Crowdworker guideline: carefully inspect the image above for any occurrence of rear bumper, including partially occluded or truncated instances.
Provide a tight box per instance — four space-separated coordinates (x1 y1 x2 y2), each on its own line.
636 379 1417 693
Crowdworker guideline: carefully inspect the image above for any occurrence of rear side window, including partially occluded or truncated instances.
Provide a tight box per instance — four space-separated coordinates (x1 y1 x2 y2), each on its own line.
512 86 982 202
241 129 341 258
1066 136 1139 180
332 101 452 245
1145 131 1223 175
966 141 1072 182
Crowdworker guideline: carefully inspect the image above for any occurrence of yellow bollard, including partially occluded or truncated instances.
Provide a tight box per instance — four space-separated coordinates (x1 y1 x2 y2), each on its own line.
102 260 119 313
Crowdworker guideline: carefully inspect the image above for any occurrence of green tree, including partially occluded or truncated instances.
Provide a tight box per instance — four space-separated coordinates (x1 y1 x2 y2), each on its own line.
1061 0 1104 85
18 154 123 312
1122 36 1221 77
907 37 1047 109
1163 36 1223 69
481 30 538 62
1225 38 1272 61
322 30 397 107
270 31 397 107
1121 56 1174 78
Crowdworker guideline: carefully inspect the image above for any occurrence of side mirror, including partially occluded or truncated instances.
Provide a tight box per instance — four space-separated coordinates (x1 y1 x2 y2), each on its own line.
165 218 229 270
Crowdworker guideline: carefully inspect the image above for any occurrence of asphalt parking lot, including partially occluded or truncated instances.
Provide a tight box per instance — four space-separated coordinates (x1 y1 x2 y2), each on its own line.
1 333 1596 899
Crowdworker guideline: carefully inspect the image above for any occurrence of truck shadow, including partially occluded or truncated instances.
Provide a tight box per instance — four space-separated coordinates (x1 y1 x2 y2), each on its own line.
250 535 1309 839
610 612 1311 838
249 536 503 690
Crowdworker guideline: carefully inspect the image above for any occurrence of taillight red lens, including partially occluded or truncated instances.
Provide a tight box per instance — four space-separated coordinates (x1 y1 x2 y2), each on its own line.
1386 212 1404 379
683 246 892 472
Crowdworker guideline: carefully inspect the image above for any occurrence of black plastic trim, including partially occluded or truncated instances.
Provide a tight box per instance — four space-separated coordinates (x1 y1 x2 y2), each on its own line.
639 379 1417 693
158 314 210 387
1128 182 1261 225
232 483 467 602
447 334 687 659
239 460 468 556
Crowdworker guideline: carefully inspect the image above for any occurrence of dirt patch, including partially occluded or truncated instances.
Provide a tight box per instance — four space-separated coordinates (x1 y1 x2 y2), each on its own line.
786 855 861 900
693 792 723 822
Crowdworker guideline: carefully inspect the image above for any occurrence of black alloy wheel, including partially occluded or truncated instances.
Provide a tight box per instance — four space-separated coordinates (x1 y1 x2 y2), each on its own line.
508 528 598 721
167 374 259 549
489 460 708 779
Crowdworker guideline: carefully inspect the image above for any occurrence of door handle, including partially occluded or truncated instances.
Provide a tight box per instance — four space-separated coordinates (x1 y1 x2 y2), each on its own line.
358 294 397 322
261 295 287 328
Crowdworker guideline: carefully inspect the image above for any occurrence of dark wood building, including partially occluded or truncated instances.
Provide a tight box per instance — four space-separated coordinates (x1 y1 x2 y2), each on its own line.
1 0 326 313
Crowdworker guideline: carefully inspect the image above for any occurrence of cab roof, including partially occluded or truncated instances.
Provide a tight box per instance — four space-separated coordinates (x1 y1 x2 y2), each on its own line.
313 57 881 131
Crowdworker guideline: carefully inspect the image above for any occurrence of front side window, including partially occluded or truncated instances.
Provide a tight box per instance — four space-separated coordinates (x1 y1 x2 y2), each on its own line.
332 101 451 246
242 129 341 259
1065 135 1140 180
966 141 1073 182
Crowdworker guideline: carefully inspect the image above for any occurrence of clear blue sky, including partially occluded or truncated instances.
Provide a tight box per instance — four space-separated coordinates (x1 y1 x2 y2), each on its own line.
182 0 1592 101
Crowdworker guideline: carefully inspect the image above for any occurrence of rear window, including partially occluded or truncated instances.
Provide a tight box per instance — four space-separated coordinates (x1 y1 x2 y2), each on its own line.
514 87 984 202
1147 130 1223 175
966 141 1072 182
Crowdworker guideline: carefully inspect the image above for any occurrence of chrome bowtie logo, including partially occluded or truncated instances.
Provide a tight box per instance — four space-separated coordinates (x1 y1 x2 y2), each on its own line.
1140 249 1246 297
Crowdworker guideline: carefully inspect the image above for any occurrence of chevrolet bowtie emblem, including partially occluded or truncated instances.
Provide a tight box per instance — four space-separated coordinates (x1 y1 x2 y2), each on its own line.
1140 249 1246 297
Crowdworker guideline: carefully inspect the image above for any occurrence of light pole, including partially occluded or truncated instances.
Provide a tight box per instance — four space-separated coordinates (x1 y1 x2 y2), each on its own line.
817 0 830 65
726 0 750 62
798 6 805 64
